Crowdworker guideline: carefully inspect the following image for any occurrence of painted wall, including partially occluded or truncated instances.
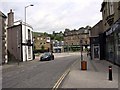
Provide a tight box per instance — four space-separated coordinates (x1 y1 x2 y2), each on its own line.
22 24 33 61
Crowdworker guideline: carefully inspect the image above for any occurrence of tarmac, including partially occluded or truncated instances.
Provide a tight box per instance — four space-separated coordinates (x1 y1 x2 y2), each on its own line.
1 52 120 89
60 53 119 89
2 52 80 70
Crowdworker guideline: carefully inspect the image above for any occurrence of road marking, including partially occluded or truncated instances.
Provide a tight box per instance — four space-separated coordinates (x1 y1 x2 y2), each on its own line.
52 58 80 90
52 68 70 90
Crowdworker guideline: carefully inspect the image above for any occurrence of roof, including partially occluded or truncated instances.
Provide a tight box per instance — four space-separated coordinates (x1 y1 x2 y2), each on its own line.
91 20 103 29
0 11 7 18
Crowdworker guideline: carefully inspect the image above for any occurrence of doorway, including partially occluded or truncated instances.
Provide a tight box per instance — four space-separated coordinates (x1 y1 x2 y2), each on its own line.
93 45 100 60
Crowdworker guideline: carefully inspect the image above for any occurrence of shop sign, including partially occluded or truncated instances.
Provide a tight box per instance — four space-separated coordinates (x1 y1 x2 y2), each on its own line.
106 24 119 36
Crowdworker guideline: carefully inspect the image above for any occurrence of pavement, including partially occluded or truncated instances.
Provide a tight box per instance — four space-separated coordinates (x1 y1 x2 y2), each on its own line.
61 53 119 89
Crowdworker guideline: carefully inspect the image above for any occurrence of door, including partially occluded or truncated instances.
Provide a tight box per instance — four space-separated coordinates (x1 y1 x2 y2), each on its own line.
93 45 100 60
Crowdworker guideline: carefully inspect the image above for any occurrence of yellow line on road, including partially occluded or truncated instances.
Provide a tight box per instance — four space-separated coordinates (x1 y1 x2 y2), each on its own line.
52 68 70 90
52 58 80 90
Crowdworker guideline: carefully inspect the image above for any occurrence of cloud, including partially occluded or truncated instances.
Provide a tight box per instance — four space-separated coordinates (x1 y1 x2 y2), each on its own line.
0 0 103 33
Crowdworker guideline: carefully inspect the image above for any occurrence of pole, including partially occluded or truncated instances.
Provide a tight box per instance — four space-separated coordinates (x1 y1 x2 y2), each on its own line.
24 4 34 61
80 40 83 61
81 45 83 61
25 7 27 61
109 66 112 81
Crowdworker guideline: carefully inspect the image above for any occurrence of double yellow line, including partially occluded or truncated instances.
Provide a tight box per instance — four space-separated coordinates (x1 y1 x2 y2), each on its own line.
52 68 70 90
52 58 80 90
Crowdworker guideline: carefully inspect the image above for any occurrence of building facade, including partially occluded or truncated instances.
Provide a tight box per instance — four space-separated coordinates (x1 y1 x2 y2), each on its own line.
100 1 120 65
90 20 106 60
7 10 33 63
34 33 51 52
52 40 64 53
64 27 90 52
0 11 7 64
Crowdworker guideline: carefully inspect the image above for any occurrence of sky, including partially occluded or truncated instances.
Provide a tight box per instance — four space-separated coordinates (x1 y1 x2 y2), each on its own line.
0 0 103 34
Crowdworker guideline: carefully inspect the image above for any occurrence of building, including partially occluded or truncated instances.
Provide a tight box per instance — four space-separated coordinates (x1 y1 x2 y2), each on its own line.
100 1 120 65
33 33 51 52
90 20 106 60
7 9 33 63
52 40 64 53
0 11 7 64
64 27 90 52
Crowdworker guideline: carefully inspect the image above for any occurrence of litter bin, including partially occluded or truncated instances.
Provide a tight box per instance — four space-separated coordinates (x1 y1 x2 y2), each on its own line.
81 61 87 70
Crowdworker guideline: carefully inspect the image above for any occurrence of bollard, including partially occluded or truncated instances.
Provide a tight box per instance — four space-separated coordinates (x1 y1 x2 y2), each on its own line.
108 66 112 81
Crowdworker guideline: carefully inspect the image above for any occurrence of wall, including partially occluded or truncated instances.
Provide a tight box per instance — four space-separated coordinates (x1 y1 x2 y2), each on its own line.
0 13 2 64
7 25 22 62
90 20 103 37
34 35 51 51
22 24 33 61
0 11 7 64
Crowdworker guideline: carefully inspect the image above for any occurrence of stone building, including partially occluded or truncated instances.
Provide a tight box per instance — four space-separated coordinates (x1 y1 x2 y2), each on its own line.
64 26 90 52
7 9 33 63
100 0 120 65
0 11 7 64
90 20 105 60
33 33 51 52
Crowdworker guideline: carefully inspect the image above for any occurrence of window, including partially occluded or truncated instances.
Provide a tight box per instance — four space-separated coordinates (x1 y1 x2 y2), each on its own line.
37 37 39 40
106 3 109 16
118 1 120 10
28 29 31 40
105 23 106 26
109 1 114 15
28 46 31 59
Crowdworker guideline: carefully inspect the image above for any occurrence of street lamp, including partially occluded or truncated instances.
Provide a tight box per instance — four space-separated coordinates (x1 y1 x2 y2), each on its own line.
80 39 83 61
24 4 34 61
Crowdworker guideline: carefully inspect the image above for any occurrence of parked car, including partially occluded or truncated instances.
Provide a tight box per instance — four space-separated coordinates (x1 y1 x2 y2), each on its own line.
40 52 54 61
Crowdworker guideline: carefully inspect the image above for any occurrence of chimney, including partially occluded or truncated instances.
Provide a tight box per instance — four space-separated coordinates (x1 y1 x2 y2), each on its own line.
8 9 14 27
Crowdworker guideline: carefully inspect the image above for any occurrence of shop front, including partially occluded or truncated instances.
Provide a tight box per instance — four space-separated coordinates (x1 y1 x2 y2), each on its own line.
105 19 120 66
106 34 115 63
114 29 120 65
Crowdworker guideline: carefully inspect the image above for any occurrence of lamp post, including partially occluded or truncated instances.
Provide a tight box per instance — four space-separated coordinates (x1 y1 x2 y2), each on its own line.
80 39 83 61
25 4 34 61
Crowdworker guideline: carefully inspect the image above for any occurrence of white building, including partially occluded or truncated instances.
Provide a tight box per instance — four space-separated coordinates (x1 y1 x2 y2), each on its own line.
52 40 64 53
7 9 33 63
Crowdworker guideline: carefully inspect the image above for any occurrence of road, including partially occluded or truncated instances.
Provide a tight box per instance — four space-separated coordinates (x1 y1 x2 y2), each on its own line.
2 53 80 88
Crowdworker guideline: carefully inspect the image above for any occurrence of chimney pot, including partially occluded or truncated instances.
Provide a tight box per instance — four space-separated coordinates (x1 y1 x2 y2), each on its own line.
10 9 12 12
8 9 14 27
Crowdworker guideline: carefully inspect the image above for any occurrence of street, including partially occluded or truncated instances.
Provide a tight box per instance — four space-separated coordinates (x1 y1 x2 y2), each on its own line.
2 53 80 88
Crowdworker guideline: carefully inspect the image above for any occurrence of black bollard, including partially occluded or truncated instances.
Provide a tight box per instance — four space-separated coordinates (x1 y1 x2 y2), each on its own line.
109 66 112 81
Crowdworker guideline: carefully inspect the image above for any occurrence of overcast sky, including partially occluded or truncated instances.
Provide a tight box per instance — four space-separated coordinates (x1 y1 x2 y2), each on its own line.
0 0 103 34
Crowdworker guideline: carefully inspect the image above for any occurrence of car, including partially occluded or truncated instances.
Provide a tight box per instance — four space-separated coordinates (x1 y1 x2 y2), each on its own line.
40 52 54 61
